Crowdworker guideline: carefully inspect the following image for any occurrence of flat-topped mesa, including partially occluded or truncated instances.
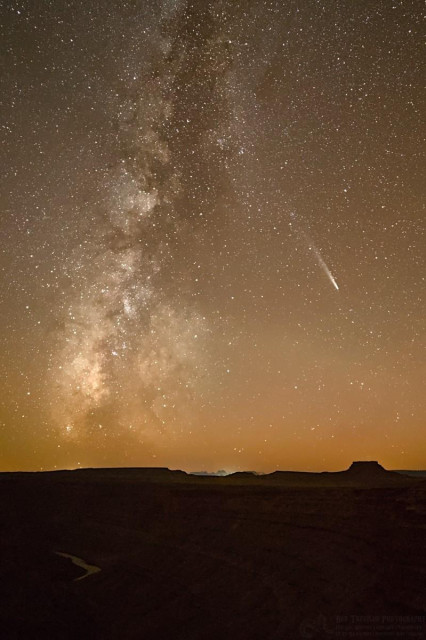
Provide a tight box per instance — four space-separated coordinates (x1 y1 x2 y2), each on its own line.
337 461 415 485
346 461 388 475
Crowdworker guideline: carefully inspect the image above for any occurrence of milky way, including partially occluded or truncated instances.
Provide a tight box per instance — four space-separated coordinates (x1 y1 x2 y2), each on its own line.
51 16 211 445
1 0 424 471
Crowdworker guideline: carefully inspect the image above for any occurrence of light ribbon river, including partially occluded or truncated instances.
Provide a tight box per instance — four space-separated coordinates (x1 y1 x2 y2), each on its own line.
55 551 101 581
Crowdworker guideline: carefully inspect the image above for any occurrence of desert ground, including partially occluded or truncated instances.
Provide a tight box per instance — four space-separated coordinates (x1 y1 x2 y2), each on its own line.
1 462 425 639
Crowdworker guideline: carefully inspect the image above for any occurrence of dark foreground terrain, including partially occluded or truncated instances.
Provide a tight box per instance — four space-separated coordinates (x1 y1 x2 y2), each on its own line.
1 462 425 639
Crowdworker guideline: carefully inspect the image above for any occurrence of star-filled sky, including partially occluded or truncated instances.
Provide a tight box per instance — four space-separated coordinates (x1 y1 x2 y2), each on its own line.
1 0 424 472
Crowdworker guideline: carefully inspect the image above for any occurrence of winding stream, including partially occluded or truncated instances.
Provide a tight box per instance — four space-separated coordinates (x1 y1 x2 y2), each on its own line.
55 551 101 581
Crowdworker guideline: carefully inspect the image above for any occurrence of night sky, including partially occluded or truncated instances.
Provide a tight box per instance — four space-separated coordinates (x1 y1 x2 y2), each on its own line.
1 0 424 472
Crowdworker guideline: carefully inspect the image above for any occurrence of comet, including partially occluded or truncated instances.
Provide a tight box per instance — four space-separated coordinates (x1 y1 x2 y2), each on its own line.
289 212 339 291
310 244 339 291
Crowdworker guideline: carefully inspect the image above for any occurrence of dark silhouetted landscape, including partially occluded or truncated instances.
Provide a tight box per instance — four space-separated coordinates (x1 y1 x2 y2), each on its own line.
1 462 425 639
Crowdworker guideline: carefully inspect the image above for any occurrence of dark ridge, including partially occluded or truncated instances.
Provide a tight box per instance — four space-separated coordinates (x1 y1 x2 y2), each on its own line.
255 461 415 487
0 463 419 487
395 470 426 478
227 471 258 479
0 467 189 484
